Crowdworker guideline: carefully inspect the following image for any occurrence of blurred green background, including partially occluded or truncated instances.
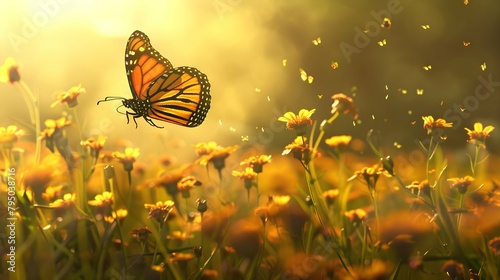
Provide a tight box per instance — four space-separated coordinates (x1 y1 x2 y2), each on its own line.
1 0 499 159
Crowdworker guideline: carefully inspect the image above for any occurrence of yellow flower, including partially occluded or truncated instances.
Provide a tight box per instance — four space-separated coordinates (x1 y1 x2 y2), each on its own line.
167 231 194 241
331 93 358 119
104 208 128 223
465 122 494 148
405 180 432 197
240 155 272 173
193 141 218 156
325 135 352 149
322 189 340 206
49 193 75 208
0 125 24 147
169 253 195 263
112 147 140 172
177 176 202 198
40 116 72 140
88 191 114 207
282 136 312 164
196 143 239 174
51 84 85 108
270 195 291 205
278 109 315 136
41 184 66 201
144 200 175 223
447 176 474 194
345 208 368 223
422 116 453 135
233 167 258 197
232 167 258 181
351 164 391 191
0 57 20 84
81 136 107 157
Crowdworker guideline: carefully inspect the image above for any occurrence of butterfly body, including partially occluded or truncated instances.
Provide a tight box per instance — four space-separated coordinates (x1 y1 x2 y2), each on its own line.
98 30 211 128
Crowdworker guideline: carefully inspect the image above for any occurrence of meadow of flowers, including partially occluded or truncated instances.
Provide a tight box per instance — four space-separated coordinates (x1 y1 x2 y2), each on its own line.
1 56 500 280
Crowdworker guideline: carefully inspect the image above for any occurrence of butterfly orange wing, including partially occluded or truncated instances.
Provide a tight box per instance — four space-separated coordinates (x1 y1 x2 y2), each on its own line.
145 66 211 127
125 30 173 100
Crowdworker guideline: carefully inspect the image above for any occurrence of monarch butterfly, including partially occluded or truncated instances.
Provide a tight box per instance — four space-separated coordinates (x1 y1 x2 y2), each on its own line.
97 30 211 128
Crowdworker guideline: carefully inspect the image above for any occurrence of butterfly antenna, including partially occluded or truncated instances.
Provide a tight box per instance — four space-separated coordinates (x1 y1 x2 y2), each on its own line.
116 104 126 115
97 96 125 105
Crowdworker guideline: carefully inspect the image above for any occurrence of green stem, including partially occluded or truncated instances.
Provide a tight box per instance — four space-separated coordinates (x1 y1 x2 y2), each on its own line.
472 145 480 175
370 190 380 239
426 135 434 182
16 81 41 164
456 194 464 238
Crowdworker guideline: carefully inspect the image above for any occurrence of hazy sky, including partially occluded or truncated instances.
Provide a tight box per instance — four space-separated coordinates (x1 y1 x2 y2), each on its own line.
1 0 499 156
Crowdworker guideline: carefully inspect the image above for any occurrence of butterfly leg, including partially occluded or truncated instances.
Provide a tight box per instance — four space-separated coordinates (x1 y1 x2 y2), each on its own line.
125 111 140 128
144 117 164 128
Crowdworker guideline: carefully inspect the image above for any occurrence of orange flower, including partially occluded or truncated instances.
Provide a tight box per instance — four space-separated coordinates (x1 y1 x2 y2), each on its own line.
193 141 218 156
447 176 474 194
405 180 432 197
325 135 352 149
112 147 140 172
488 236 500 256
42 184 66 201
104 209 128 224
130 227 152 243
48 193 75 208
177 176 202 198
0 125 24 148
278 109 316 136
81 136 107 157
322 189 340 206
240 154 272 173
51 84 85 108
331 93 358 119
465 122 494 148
232 167 258 189
422 116 453 135
40 116 72 140
88 191 114 207
0 57 20 84
440 261 465 280
345 208 368 223
282 136 313 164
169 253 195 263
350 164 391 191
144 200 175 223
195 142 238 174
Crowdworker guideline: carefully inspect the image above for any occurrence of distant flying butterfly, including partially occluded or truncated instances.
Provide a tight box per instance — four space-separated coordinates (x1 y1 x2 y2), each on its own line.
377 39 387 46
299 68 314 83
381 17 391 29
312 37 322 45
97 30 211 128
